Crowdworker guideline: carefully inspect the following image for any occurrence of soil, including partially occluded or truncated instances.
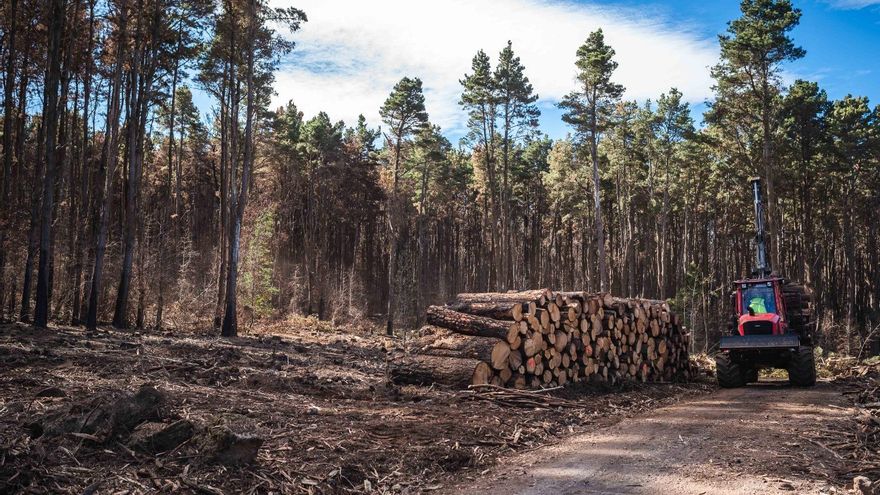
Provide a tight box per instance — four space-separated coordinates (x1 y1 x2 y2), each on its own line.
2 320 872 495
0 321 713 494
442 381 854 495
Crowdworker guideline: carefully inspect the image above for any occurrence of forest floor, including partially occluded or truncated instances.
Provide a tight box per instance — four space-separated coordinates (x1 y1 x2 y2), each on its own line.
0 320 876 495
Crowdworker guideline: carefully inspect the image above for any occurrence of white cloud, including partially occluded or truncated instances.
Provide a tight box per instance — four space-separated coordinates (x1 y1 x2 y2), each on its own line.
269 0 719 136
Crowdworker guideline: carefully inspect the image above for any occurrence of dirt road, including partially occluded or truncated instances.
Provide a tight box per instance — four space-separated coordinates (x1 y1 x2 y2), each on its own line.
445 381 850 495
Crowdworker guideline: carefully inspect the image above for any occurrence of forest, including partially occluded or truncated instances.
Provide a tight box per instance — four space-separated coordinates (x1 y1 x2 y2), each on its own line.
0 0 878 357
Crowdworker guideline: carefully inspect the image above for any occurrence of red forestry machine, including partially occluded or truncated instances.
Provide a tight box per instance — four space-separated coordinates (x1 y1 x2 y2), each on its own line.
715 178 817 387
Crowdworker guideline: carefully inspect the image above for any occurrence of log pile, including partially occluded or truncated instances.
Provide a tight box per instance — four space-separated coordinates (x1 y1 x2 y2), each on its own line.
391 289 691 389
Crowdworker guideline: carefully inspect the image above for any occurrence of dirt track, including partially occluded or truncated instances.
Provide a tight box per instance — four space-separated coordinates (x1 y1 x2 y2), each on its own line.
445 381 850 495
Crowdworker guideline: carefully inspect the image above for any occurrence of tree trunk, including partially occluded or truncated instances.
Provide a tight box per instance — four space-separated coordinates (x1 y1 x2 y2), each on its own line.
20 131 44 323
385 129 402 336
0 0 18 319
453 289 548 305
414 333 509 363
112 40 142 329
155 29 181 331
222 0 257 338
71 0 95 325
1 0 17 202
390 355 490 388
761 76 779 272
33 0 65 328
425 306 511 340
86 0 128 330
589 95 607 291
213 58 230 330
446 301 524 321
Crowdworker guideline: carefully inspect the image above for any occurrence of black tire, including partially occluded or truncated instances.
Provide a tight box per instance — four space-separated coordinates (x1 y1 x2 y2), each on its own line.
787 346 817 387
716 353 745 388
743 366 759 384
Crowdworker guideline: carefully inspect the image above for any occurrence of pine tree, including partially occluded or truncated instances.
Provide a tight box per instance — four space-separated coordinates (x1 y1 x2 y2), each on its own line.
218 0 307 337
780 80 828 288
653 88 693 299
712 0 805 271
460 50 500 287
379 76 428 335
559 29 624 292
32 0 65 328
494 41 539 289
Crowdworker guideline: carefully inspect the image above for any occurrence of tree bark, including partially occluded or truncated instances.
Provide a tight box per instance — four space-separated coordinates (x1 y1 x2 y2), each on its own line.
453 288 548 305
425 306 511 339
0 0 18 318
85 0 128 330
222 0 257 337
1 0 17 202
414 333 508 363
385 126 402 336
390 355 489 388
33 0 65 328
112 9 146 328
70 0 95 325
590 91 608 292
446 300 524 321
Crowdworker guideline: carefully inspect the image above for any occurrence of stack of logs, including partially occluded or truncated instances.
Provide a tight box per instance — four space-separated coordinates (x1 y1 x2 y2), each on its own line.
391 289 691 389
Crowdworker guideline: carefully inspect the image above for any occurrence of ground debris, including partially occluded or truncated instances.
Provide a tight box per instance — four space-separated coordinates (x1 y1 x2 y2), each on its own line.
128 419 194 454
27 383 165 442
0 322 712 494
199 425 264 465
806 361 880 488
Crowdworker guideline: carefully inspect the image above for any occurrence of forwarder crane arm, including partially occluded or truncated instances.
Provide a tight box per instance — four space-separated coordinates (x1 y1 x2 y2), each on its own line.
750 177 771 278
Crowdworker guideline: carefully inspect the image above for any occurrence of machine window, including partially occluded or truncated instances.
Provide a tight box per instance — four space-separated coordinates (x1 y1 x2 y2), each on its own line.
742 285 776 315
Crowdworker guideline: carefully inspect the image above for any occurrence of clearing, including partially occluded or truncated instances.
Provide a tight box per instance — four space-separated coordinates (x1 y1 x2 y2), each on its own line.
0 322 873 494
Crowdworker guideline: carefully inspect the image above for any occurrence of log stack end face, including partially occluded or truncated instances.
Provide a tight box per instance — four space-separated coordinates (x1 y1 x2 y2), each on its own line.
392 290 691 390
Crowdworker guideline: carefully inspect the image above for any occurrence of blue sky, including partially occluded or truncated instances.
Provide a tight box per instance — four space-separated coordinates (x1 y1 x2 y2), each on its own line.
535 0 880 138
233 0 880 141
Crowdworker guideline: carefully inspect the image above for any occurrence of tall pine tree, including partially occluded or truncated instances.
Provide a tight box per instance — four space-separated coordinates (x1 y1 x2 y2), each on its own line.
379 76 428 335
559 29 624 292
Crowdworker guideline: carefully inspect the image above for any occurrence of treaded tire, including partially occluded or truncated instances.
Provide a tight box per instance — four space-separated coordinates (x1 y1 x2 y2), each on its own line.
788 346 817 387
743 367 759 384
716 353 745 388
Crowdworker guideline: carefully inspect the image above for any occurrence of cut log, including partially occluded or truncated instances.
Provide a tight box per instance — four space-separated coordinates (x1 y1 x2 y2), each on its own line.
412 289 689 391
472 362 493 385
414 334 506 363
426 306 510 339
447 301 524 321
507 350 523 371
491 341 511 370
506 323 521 345
390 355 487 388
452 289 549 305
547 302 561 322
553 330 569 353
523 331 543 358
498 367 513 384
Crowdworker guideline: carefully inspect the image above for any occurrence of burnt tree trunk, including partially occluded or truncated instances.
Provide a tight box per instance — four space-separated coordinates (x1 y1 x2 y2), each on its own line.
33 0 65 328
85 0 128 330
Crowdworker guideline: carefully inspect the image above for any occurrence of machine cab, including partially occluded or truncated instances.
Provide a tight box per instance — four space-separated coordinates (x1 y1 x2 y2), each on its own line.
734 278 788 336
